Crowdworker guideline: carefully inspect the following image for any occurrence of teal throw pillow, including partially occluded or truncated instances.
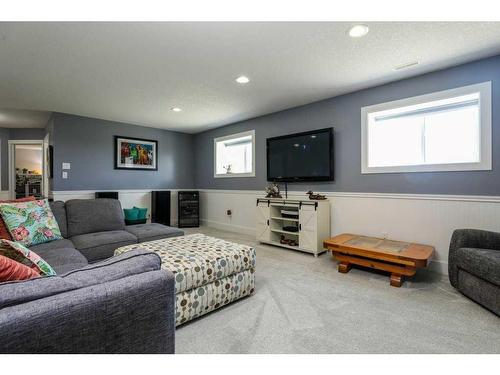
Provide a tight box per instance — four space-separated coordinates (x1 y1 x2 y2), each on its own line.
133 207 148 220
123 208 139 221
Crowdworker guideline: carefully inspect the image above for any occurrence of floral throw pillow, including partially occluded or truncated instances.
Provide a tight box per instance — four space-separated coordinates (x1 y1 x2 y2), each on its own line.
0 239 56 276
0 199 63 247
0 196 36 240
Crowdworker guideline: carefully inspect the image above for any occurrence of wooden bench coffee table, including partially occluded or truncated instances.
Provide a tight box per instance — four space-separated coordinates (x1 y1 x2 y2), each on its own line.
323 234 434 287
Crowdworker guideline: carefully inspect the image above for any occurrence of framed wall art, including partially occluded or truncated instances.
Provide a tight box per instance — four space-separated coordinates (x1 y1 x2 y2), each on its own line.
114 136 158 171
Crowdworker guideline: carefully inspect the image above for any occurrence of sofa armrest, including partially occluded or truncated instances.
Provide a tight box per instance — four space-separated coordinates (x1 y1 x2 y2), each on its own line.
448 229 500 287
0 249 160 308
0 250 175 353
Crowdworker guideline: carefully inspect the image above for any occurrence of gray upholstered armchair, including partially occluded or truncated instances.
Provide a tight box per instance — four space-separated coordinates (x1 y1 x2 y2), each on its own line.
449 229 500 315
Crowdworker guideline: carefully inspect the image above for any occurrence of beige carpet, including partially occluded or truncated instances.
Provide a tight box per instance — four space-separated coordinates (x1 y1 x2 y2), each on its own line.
175 226 500 354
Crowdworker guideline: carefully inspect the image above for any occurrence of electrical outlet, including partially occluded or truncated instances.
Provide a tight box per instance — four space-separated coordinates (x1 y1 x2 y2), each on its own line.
381 231 388 239
62 171 68 179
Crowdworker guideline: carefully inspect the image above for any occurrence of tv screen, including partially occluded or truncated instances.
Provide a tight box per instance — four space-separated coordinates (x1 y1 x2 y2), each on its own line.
267 128 334 182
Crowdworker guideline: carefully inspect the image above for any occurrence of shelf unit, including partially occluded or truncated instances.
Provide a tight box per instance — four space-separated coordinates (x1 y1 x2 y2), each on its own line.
270 216 299 222
256 197 331 257
270 228 299 235
178 191 199 228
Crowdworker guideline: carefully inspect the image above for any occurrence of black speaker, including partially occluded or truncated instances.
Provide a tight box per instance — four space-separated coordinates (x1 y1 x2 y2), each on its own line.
151 191 171 226
95 191 119 199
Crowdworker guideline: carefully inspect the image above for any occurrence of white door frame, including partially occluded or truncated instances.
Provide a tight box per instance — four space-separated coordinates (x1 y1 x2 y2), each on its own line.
8 140 45 199
43 133 50 199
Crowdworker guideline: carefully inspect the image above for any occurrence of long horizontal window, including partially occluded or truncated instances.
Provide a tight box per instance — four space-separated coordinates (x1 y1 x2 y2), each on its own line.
361 82 492 174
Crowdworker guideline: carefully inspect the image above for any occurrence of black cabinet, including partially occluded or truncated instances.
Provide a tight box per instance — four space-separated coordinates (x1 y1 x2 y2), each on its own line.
95 192 119 199
151 191 171 226
178 191 199 228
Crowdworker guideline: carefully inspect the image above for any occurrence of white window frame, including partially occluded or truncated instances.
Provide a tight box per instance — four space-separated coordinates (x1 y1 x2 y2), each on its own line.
361 82 492 174
213 130 256 178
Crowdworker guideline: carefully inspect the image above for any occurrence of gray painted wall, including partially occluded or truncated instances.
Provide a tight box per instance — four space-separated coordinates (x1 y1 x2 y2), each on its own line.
8 128 45 140
0 127 45 190
194 54 500 195
51 113 194 191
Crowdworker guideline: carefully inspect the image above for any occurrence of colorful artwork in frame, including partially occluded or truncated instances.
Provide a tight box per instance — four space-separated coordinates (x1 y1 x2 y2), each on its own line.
114 136 158 171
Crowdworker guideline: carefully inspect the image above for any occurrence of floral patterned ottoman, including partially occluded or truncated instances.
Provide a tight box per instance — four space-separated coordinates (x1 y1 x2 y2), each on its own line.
114 233 256 326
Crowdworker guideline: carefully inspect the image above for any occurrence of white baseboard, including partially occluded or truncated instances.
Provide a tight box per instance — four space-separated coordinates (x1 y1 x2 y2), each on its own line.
201 218 255 237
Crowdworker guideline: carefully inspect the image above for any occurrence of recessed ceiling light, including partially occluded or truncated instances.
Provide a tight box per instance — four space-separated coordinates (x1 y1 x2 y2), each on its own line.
171 107 182 112
235 75 250 84
347 24 369 38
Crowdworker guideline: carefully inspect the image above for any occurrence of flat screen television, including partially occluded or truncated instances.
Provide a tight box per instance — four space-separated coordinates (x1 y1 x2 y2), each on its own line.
267 127 334 182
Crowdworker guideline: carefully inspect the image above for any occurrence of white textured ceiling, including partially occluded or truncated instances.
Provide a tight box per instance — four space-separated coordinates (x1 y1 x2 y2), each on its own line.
1 22 500 133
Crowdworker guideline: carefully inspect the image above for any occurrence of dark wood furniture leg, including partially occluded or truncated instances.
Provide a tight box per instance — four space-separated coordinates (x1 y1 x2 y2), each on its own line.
390 273 403 287
338 261 351 273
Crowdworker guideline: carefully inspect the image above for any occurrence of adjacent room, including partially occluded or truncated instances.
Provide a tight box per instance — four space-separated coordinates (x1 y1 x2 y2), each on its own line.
0 16 499 361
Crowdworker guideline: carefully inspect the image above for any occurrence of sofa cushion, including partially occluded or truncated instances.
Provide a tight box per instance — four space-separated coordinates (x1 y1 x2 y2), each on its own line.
71 230 137 262
29 238 75 253
0 249 162 309
66 199 125 237
455 247 500 286
31 246 88 275
125 223 184 243
49 201 68 238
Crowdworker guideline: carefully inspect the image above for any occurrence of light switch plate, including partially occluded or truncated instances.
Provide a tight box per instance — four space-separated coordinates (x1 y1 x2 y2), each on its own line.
62 162 71 170
62 171 68 179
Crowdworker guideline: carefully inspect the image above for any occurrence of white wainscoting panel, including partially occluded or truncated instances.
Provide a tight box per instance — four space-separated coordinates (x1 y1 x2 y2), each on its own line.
49 188 500 275
52 189 185 226
0 191 10 200
199 189 500 275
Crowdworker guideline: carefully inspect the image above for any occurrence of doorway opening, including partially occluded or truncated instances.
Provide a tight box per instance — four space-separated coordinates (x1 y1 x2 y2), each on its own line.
8 141 45 199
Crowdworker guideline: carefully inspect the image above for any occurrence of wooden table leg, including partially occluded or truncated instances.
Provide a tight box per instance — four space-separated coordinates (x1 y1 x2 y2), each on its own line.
390 273 403 287
338 261 351 273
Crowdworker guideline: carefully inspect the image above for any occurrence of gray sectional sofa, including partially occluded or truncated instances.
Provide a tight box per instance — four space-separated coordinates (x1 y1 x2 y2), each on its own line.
30 198 184 264
0 198 184 353
449 229 500 316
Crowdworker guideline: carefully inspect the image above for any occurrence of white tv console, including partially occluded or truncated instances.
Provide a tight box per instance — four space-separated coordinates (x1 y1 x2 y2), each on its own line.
256 197 331 257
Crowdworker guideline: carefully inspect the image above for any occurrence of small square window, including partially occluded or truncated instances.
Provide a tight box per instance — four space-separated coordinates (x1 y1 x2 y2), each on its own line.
361 82 492 174
214 130 255 178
